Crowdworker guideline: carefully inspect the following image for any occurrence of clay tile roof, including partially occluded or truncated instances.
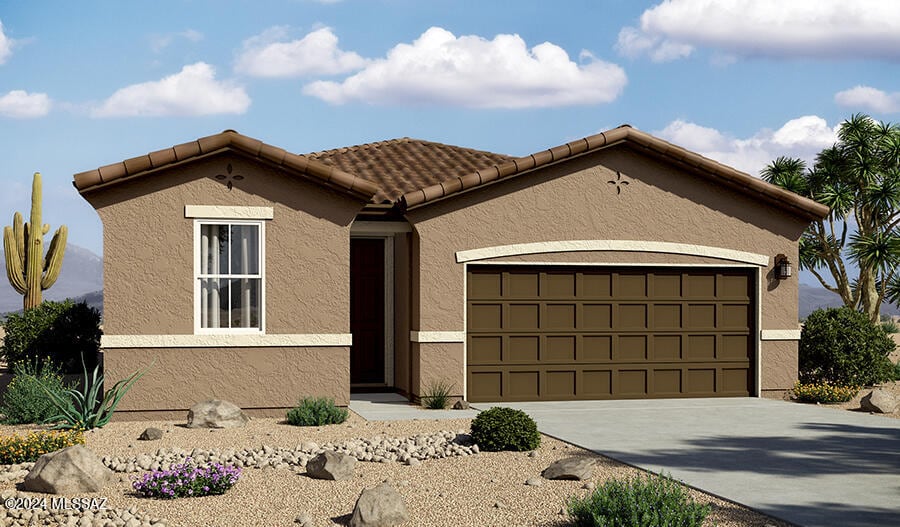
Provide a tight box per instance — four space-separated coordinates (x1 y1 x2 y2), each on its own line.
306 138 514 204
400 125 830 221
73 130 379 202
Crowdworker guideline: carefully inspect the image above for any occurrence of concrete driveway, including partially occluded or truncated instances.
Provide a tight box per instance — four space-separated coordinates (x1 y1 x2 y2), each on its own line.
476 398 900 527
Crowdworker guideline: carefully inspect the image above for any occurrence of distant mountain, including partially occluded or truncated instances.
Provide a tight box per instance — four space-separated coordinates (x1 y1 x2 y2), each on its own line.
799 283 900 319
0 244 103 315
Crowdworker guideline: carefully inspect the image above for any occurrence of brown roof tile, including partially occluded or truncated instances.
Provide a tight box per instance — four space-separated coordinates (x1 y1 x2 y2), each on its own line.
73 130 379 202
306 138 514 204
399 125 830 221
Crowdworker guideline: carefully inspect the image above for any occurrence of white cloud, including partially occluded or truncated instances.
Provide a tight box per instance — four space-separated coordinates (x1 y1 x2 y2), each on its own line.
303 27 627 108
235 26 366 78
0 20 14 64
618 0 900 62
150 29 204 53
0 90 51 118
656 116 838 176
92 62 250 118
835 85 900 114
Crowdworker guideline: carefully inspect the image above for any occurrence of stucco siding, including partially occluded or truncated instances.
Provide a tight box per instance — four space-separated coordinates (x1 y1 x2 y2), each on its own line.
103 346 350 417
82 152 363 336
406 147 810 397
760 340 798 391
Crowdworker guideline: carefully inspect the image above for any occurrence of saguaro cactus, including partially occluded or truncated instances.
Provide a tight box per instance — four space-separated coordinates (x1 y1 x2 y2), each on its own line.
3 172 67 310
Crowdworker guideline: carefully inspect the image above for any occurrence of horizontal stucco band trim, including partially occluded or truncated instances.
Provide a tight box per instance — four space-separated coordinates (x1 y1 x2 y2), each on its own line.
410 331 465 343
760 329 802 341
101 334 352 348
455 240 769 266
184 205 274 219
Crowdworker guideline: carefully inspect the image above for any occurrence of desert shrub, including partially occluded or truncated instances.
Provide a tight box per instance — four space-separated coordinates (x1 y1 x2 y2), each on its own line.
882 320 899 334
892 362 900 382
566 472 710 527
470 407 540 452
799 307 894 387
1 300 101 374
0 358 70 424
792 381 858 404
0 430 85 464
421 381 454 409
43 360 149 431
132 458 241 499
286 397 348 426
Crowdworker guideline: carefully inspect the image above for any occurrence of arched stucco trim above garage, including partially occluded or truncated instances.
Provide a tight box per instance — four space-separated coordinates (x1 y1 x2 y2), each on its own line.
455 240 769 266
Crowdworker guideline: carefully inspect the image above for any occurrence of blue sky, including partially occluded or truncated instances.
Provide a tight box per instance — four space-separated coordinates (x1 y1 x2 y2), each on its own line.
0 0 898 288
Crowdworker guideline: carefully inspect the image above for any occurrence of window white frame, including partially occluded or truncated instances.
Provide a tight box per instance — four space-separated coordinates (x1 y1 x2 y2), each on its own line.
193 219 266 335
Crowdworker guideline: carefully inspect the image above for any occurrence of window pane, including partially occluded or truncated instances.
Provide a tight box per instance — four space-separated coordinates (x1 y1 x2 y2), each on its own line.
230 278 260 328
200 278 229 328
230 225 259 275
201 225 229 275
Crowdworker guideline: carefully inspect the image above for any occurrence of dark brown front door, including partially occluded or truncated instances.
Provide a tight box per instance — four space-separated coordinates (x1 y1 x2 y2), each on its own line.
350 238 385 384
467 266 755 402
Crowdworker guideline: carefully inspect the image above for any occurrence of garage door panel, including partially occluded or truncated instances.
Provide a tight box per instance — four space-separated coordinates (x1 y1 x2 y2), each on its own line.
467 266 755 402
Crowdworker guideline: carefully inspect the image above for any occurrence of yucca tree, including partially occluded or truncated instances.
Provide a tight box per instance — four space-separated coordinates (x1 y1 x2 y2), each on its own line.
762 113 900 322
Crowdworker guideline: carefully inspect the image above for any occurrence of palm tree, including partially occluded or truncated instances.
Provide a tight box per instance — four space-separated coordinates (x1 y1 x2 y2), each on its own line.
762 114 900 322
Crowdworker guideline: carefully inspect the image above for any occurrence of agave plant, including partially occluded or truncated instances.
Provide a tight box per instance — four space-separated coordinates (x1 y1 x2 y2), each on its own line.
42 355 151 430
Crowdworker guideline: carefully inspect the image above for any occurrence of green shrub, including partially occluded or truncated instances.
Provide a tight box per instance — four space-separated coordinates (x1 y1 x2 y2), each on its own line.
470 407 540 452
882 320 899 334
44 359 150 430
792 381 858 403
892 362 900 382
1 300 101 374
800 307 894 387
566 472 710 527
421 381 454 410
286 397 348 426
0 430 85 464
0 359 70 424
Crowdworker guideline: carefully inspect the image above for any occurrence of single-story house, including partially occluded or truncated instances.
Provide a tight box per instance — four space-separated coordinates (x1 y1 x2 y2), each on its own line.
73 125 828 419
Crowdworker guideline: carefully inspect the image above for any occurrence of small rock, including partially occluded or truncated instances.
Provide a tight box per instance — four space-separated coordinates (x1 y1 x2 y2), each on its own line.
294 512 314 526
306 451 356 481
452 400 470 410
542 457 596 481
860 388 898 413
138 428 164 441
349 483 408 527
186 399 250 428
582 482 596 491
525 477 543 487
406 458 420 467
527 451 537 458
493 501 505 509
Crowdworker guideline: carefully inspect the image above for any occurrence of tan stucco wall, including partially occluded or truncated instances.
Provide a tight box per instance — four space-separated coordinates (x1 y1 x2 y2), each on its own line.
760 340 798 392
410 342 465 399
406 147 812 396
82 152 363 336
103 346 350 417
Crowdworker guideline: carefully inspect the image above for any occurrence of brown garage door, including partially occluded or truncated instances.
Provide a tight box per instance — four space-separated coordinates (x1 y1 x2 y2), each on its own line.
466 266 754 402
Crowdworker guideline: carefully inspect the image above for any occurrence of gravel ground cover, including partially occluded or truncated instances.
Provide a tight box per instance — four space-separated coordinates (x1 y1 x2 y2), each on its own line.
0 411 791 527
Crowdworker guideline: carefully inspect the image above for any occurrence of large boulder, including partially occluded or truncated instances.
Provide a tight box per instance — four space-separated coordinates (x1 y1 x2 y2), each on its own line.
349 483 408 527
306 451 356 481
541 457 596 481
187 400 249 428
861 388 899 414
22 445 113 494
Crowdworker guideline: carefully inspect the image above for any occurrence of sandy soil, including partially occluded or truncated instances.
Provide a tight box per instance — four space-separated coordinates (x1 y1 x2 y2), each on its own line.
0 412 791 527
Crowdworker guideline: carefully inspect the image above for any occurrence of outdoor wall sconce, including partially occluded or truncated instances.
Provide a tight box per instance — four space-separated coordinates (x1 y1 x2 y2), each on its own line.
774 254 792 280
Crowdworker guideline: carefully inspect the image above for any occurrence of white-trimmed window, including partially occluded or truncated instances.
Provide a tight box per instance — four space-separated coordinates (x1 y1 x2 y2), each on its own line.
194 220 264 333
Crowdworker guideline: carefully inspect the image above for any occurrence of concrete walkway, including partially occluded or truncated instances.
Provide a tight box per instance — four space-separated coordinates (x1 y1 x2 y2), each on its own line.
349 393 479 420
478 398 900 527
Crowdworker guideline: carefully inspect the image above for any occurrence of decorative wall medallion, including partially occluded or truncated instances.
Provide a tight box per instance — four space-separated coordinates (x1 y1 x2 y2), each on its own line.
215 163 245 191
607 171 630 195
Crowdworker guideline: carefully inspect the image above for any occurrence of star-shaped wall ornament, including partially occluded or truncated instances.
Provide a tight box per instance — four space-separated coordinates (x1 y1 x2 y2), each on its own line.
607 171 630 195
215 163 245 191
